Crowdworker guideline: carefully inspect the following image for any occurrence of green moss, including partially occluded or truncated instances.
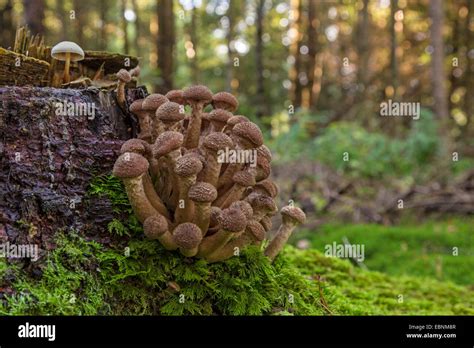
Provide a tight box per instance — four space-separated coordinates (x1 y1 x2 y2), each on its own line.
294 219 474 285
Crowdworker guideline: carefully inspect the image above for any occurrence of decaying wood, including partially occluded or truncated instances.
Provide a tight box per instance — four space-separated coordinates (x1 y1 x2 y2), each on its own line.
0 85 145 259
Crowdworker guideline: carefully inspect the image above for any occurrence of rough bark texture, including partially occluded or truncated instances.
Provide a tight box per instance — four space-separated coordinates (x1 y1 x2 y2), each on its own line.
0 86 145 256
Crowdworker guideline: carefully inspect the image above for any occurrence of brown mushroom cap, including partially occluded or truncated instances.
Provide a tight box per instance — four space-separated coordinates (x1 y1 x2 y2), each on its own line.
153 131 183 157
165 89 186 105
129 99 144 114
232 122 264 148
229 200 253 220
120 138 151 157
203 132 233 152
260 215 273 232
113 152 149 178
156 101 185 123
227 115 250 128
142 93 168 112
188 182 218 203
232 170 256 187
253 179 278 198
212 92 239 112
175 154 203 177
183 85 213 104
210 206 222 226
247 193 277 214
256 155 271 181
117 69 132 83
281 206 306 225
143 214 168 238
218 208 247 232
246 220 266 241
257 144 272 162
209 109 233 125
173 223 203 249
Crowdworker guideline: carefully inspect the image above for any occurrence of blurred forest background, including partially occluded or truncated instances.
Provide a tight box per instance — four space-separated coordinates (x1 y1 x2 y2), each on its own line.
1 0 473 281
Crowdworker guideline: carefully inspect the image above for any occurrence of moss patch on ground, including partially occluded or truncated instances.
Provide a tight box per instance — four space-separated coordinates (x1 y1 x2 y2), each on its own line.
294 220 474 285
1 174 472 315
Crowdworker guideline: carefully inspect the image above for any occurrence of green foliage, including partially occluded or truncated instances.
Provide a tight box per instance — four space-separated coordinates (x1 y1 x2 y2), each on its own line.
88 174 131 214
270 109 441 179
294 218 474 285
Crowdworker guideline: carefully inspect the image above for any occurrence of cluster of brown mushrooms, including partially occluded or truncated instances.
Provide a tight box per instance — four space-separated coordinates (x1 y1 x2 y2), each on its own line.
113 85 306 263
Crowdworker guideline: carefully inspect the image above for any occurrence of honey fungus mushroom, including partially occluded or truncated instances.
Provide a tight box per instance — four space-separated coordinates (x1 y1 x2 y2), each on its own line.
51 41 85 84
113 85 307 263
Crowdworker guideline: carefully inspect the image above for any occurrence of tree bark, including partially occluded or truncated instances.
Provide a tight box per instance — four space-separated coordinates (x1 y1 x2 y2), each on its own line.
357 0 370 89
0 86 145 253
156 0 175 93
121 0 130 54
255 0 266 117
225 1 236 93
306 0 318 110
390 0 398 99
99 0 108 51
0 0 15 49
189 2 199 83
23 0 45 35
73 0 85 46
289 0 303 109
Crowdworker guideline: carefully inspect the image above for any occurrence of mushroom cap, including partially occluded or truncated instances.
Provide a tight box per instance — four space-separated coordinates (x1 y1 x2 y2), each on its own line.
232 170 256 187
188 182 218 203
173 223 203 249
281 206 306 225
212 92 239 112
260 215 273 232
130 65 141 77
257 144 272 162
218 208 247 232
143 214 168 238
120 138 151 156
175 154 203 177
227 115 250 128
117 69 132 83
113 152 149 178
142 93 168 112
246 220 266 241
153 131 183 157
247 193 277 214
51 41 85 61
203 132 233 152
209 109 233 125
254 179 278 198
129 99 144 114
232 122 264 147
183 85 213 104
156 101 185 123
165 90 186 105
256 156 271 181
209 206 222 226
229 200 253 220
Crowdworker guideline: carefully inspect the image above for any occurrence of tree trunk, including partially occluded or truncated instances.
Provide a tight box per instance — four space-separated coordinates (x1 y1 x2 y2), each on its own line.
306 0 318 110
131 0 140 56
357 0 370 89
156 0 175 93
23 0 45 35
289 0 303 109
0 0 15 49
464 0 474 136
73 0 85 46
99 0 108 51
57 0 69 41
189 2 199 83
0 86 145 253
429 0 450 125
225 1 235 92
121 0 130 54
390 0 398 99
255 0 266 117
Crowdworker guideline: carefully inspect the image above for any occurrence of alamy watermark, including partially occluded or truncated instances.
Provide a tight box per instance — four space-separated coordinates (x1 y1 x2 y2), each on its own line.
217 148 257 167
325 241 365 262
380 99 420 120
55 100 96 120
0 242 39 261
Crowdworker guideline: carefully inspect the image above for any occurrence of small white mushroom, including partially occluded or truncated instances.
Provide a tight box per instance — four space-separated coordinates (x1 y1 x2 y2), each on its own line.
51 41 85 84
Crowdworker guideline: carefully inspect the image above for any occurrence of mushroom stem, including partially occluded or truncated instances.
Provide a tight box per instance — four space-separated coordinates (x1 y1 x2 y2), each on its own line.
63 52 71 83
174 176 196 224
205 230 253 263
123 174 160 223
214 183 245 208
193 202 212 236
264 223 295 261
142 172 171 220
143 215 177 250
184 102 204 149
